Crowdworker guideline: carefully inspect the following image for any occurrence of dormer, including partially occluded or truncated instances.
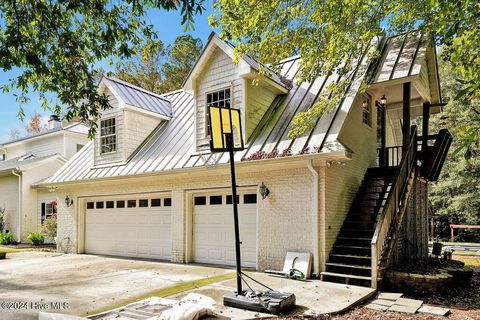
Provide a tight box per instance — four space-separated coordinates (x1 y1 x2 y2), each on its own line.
94 76 172 166
183 33 290 151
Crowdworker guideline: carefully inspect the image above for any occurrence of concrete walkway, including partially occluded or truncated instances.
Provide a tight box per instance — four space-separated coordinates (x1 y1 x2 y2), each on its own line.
0 252 232 320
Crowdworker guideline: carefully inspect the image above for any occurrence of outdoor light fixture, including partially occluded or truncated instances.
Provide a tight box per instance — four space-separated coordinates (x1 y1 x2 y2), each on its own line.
208 105 295 315
48 186 58 193
380 94 387 105
259 182 270 200
65 196 74 207
362 100 368 109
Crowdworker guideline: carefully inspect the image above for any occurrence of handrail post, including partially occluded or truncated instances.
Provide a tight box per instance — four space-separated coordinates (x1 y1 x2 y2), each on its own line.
371 244 377 288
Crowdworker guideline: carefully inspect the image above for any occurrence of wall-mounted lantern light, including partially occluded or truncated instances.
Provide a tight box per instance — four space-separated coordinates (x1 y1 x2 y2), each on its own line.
380 95 387 106
259 182 270 200
48 186 58 193
65 196 74 207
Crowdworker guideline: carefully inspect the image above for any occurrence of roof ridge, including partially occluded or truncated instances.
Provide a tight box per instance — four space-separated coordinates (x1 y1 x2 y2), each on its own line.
105 76 171 102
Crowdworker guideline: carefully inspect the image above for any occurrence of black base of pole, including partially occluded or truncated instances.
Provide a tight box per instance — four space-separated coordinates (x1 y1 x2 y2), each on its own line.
223 290 296 315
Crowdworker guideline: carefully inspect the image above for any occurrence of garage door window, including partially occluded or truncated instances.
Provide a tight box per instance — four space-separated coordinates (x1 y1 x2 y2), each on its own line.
127 200 137 208
139 199 149 207
151 199 161 207
226 195 240 204
96 202 104 209
194 196 206 206
164 198 172 207
106 201 114 209
87 202 94 209
244 194 257 204
210 195 222 205
117 200 125 208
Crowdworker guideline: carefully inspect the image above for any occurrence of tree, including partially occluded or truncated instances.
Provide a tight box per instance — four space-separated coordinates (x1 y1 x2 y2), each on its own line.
0 0 204 137
429 55 480 242
25 113 47 134
115 35 202 94
210 0 480 155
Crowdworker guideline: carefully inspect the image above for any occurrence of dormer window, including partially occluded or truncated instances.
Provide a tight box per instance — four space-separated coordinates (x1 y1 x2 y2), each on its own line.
100 118 117 154
206 88 231 137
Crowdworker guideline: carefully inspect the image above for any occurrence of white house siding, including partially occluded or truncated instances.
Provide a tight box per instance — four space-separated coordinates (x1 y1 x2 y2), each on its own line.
0 175 19 236
94 88 125 165
195 47 244 150
124 109 162 159
245 80 277 140
55 164 318 271
323 96 378 266
64 133 91 159
6 134 64 159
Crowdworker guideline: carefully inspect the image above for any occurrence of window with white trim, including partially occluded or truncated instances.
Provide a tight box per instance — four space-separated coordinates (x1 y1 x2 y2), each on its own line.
41 201 57 224
100 118 116 154
362 94 372 127
205 88 231 137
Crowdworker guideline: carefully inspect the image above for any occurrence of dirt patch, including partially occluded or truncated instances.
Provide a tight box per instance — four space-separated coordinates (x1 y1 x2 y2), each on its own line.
390 258 464 275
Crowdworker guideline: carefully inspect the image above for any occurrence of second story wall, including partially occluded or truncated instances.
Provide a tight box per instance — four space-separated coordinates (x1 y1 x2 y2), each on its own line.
6 134 65 160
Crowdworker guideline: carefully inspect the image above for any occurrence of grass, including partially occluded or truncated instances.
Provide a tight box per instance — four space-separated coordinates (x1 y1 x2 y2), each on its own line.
0 247 21 253
82 272 235 317
454 255 480 268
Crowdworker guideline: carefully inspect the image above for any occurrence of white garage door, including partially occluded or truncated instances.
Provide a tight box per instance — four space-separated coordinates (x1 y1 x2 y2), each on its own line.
193 191 257 268
85 195 172 260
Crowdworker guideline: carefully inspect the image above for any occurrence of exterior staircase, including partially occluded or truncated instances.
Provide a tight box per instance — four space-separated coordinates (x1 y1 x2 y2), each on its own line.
321 166 395 286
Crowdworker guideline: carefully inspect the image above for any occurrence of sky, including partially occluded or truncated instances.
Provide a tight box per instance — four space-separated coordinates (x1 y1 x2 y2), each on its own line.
0 1 216 142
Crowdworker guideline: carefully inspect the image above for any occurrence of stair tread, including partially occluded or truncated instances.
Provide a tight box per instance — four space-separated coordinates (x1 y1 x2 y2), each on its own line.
338 237 372 241
342 228 374 232
330 254 371 259
335 245 370 249
326 262 371 269
321 271 372 281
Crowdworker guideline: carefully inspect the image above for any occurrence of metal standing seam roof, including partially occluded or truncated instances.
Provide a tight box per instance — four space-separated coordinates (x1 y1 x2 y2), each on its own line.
372 31 427 84
44 32 431 185
104 76 173 118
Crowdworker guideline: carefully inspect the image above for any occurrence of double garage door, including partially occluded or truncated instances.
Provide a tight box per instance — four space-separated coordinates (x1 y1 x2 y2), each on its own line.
84 190 258 268
85 195 172 260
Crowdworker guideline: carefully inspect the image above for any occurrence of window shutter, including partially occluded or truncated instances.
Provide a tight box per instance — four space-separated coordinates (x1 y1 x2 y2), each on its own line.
41 203 46 223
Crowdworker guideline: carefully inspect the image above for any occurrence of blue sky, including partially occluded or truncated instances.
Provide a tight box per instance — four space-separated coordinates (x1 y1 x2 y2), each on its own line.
0 1 215 142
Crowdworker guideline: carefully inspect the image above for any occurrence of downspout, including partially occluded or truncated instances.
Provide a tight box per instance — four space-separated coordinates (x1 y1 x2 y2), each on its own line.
307 160 319 276
11 168 22 242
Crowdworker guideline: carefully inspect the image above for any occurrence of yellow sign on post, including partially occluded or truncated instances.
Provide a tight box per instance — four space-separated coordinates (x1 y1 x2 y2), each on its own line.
208 106 244 152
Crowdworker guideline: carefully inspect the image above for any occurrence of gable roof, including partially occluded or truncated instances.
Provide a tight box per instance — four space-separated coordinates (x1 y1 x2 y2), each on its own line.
101 76 173 118
183 32 290 94
0 153 66 174
0 122 87 146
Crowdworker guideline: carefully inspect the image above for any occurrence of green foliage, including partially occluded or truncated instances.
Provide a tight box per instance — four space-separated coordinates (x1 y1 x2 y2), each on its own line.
115 35 203 94
0 232 14 245
211 0 480 153
0 0 204 137
41 215 57 241
28 232 45 246
429 56 480 242
0 207 6 233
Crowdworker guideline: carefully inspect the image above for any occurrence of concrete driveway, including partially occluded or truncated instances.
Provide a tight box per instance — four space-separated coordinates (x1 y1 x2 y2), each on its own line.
0 252 233 320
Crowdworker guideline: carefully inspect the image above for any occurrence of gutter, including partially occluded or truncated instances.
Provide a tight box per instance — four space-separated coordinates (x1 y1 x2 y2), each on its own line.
306 160 320 275
11 168 22 242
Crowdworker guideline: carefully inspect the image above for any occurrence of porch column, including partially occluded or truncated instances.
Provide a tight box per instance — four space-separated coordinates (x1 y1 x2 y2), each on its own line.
402 82 411 153
380 103 387 166
422 102 430 152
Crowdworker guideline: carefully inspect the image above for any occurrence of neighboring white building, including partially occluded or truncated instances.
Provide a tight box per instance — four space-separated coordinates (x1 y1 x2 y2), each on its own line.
41 32 449 287
0 117 89 242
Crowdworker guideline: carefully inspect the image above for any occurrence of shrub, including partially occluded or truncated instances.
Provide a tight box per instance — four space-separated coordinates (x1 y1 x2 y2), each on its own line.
28 232 44 245
0 232 14 245
41 215 57 241
0 207 6 233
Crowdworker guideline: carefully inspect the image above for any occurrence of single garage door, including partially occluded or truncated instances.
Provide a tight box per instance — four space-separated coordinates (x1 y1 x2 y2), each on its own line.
193 191 257 268
85 195 172 260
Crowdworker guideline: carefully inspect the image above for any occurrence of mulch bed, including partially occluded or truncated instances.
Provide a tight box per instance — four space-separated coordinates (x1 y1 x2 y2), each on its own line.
304 307 480 319
0 243 56 251
390 257 465 275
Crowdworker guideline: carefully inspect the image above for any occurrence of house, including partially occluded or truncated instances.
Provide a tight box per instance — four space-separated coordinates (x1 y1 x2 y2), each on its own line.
40 32 450 288
0 117 89 242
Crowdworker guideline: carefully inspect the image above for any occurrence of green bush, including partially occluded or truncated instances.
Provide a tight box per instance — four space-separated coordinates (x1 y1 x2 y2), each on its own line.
41 215 57 241
0 232 14 245
28 232 44 246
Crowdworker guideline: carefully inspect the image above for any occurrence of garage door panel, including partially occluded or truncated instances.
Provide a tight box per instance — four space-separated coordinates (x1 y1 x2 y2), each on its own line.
85 196 172 260
193 192 257 268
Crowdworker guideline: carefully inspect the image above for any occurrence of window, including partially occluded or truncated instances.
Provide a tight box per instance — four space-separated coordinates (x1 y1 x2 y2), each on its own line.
41 201 57 224
151 199 161 207
244 194 257 204
194 196 206 206
76 144 85 152
139 199 149 207
106 201 114 209
86 202 94 209
164 198 172 207
362 95 372 127
116 200 125 208
127 200 137 208
205 88 231 137
100 118 116 154
210 195 222 205
226 195 239 204
96 201 104 209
